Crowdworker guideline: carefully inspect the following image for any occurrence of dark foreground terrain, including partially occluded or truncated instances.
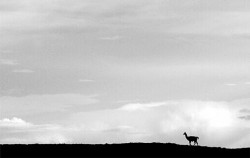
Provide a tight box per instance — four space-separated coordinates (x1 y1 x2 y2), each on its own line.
1 143 249 158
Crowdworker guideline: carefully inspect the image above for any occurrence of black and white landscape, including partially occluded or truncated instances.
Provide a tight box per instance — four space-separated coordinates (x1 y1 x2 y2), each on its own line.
0 0 250 157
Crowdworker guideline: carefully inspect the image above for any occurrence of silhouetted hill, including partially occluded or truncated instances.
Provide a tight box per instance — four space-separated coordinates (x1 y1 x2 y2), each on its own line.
1 143 249 158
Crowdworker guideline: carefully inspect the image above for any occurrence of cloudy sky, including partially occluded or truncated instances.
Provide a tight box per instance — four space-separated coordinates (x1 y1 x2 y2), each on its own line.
0 0 250 147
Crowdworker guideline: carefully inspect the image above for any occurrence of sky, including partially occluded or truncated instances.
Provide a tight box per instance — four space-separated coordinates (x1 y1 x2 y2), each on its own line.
0 0 250 147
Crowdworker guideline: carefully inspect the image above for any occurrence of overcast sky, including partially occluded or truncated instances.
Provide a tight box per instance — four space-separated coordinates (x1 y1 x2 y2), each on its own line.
0 0 250 147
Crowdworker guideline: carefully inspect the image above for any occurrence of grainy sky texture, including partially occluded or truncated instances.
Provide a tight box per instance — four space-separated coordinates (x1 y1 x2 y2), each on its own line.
0 0 250 147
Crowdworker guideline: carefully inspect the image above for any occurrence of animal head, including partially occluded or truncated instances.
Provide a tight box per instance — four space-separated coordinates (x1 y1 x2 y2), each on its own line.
183 132 187 135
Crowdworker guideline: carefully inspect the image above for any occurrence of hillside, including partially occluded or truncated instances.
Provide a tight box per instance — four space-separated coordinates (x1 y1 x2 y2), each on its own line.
1 143 249 158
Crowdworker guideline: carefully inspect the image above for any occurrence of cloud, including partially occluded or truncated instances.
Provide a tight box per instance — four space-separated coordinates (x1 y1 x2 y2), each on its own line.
239 108 250 114
2 0 250 36
0 117 68 144
0 94 98 117
0 0 143 34
1 100 250 147
0 50 13 54
79 79 94 82
12 69 34 73
1 0 250 147
238 115 250 121
238 108 250 121
99 36 122 40
224 82 250 86
119 102 166 111
0 59 18 65
224 83 238 86
0 117 32 127
67 100 250 147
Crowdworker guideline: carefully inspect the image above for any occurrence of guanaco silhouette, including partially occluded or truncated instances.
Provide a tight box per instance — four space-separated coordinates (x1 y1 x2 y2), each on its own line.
183 132 199 146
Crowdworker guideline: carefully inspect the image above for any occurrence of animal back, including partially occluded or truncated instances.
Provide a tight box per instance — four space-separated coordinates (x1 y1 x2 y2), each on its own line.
189 136 199 140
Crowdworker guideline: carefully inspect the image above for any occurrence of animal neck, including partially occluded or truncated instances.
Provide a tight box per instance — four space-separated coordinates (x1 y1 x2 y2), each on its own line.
184 134 188 139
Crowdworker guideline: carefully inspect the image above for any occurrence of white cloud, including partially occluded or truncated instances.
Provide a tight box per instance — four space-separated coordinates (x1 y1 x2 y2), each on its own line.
99 36 122 40
119 102 166 111
224 83 238 86
2 0 250 36
0 50 13 54
239 108 250 114
0 117 32 127
67 100 250 147
1 0 250 147
0 59 18 65
1 100 250 147
230 133 250 148
12 69 34 73
224 82 250 86
79 79 94 82
0 117 68 144
0 94 98 117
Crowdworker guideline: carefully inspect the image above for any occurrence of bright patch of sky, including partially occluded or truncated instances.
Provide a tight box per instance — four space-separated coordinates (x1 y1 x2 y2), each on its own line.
0 0 250 147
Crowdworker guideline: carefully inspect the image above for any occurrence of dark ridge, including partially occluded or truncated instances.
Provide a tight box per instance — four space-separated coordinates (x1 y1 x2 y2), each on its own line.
1 143 249 158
